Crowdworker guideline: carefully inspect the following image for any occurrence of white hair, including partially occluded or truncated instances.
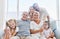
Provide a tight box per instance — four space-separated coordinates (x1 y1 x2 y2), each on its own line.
22 11 28 15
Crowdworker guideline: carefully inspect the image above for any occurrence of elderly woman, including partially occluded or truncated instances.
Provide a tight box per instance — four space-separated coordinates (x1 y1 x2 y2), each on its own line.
30 11 46 39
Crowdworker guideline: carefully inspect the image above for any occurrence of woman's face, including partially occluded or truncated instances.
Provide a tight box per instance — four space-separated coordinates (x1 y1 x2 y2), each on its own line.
33 12 39 20
8 21 16 29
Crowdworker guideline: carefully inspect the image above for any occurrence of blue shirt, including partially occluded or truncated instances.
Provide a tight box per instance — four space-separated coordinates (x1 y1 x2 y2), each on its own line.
16 20 30 36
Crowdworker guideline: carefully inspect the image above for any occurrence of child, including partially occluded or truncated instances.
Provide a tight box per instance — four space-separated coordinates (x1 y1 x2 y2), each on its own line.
43 21 56 39
3 19 18 39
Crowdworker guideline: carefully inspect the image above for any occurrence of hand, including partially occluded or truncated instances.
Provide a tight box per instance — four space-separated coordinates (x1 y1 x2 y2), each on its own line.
39 27 44 32
50 32 54 37
4 28 9 33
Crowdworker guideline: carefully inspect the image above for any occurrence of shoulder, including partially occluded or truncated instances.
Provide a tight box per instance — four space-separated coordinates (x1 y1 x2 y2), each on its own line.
40 7 48 15
30 21 35 26
17 20 26 24
15 27 19 32
40 7 46 11
16 20 23 26
48 28 52 31
30 21 34 24
16 20 23 22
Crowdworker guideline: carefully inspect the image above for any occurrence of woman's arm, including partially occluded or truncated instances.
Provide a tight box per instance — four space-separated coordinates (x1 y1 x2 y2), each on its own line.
30 29 40 34
30 28 43 34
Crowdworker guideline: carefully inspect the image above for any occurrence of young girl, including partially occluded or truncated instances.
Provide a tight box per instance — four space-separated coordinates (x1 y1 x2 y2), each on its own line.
3 19 19 39
42 21 56 39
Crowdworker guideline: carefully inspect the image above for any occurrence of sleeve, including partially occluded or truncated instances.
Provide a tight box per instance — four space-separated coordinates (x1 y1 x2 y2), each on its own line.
30 22 34 29
15 27 19 32
49 28 53 33
40 8 49 21
41 8 49 16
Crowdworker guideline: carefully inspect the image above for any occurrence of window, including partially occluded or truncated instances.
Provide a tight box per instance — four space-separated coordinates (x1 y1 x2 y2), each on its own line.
5 0 58 20
59 0 60 20
59 0 60 28
19 0 57 20
5 0 17 20
4 0 59 28
4 0 17 29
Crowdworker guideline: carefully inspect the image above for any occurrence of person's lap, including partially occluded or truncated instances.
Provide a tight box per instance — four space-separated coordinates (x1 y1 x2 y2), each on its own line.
10 36 30 39
10 36 20 39
30 35 46 39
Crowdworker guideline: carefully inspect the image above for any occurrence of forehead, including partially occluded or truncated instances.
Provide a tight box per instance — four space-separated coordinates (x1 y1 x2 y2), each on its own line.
8 20 15 23
23 12 28 15
33 12 39 15
34 13 38 15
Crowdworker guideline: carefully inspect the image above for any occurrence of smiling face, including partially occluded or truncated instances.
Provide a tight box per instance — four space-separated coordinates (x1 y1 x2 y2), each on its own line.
22 12 28 21
33 11 40 20
7 19 16 29
43 21 49 29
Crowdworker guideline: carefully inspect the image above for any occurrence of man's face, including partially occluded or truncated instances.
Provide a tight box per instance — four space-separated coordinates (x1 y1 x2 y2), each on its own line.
22 12 28 20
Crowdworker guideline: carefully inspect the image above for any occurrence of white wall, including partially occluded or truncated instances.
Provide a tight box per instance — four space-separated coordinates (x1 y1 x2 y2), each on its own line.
19 0 57 20
0 0 5 29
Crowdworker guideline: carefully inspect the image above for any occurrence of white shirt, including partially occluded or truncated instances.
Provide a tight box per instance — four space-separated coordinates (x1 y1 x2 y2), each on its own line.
30 21 43 37
43 28 53 38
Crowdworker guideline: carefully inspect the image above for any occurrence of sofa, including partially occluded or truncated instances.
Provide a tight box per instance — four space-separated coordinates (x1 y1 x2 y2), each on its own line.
50 19 60 39
0 20 60 39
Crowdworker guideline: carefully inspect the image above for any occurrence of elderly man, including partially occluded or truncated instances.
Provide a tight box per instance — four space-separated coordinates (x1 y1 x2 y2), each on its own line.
16 11 30 39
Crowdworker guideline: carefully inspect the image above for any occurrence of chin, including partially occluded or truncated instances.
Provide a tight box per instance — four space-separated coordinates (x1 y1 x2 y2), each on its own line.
12 27 15 29
13 27 15 28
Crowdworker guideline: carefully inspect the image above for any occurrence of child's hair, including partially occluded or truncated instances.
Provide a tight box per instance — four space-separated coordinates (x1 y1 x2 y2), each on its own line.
6 19 17 35
6 19 16 27
44 21 50 28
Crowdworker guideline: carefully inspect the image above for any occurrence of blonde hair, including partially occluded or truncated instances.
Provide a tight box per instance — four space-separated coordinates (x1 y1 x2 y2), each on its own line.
6 19 16 26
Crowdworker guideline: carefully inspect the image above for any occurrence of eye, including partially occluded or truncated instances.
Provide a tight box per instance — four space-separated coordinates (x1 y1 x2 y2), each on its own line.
26 15 28 16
